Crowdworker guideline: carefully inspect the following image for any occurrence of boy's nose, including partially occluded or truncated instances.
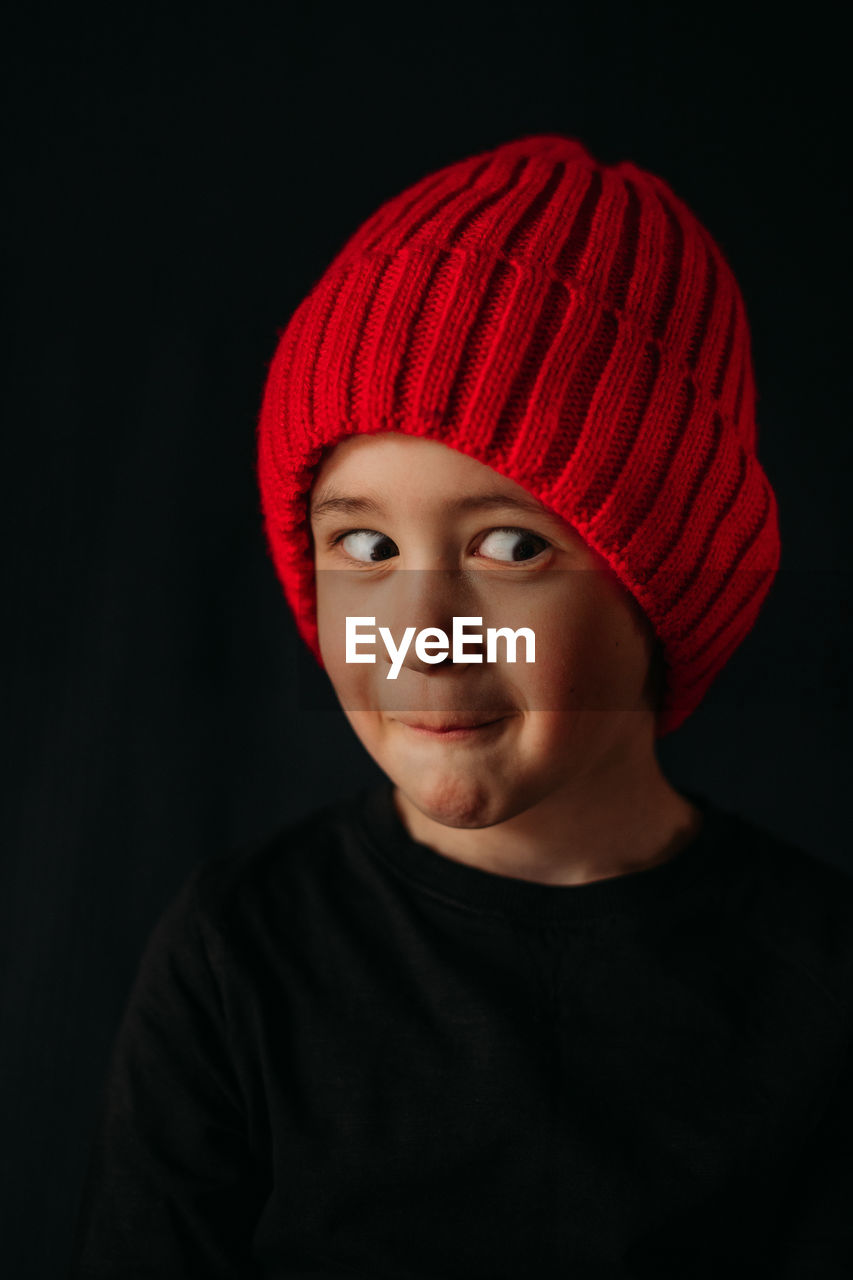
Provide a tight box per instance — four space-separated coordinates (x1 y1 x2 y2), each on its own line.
381 569 484 675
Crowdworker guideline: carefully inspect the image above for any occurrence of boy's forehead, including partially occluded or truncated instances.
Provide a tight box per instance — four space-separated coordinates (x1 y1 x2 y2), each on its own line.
308 434 604 570
317 431 487 472
311 431 541 506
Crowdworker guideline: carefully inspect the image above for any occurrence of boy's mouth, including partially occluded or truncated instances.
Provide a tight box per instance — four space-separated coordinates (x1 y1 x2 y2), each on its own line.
392 714 511 738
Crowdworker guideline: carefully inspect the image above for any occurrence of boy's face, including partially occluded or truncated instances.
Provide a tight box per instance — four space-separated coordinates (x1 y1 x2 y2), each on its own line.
310 432 660 830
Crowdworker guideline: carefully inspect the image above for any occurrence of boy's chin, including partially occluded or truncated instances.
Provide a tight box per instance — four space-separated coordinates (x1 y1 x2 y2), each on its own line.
388 760 522 831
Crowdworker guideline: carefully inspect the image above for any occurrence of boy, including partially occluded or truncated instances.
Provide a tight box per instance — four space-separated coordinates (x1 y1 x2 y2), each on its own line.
70 134 853 1277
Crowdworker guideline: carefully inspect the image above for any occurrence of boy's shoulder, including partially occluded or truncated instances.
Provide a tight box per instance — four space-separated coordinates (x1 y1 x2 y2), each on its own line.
706 798 853 1004
716 799 853 907
178 786 373 936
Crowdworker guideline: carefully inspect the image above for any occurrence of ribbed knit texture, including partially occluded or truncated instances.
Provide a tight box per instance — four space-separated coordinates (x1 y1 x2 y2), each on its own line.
256 133 780 736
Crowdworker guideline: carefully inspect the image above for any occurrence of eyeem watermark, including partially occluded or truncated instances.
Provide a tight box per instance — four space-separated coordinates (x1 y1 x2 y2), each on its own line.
346 616 535 679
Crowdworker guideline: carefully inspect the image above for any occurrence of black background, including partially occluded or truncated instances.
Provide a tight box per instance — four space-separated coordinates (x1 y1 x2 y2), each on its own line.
3 4 850 1275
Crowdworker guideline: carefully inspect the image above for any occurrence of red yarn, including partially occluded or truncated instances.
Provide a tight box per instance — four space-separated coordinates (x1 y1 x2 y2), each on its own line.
256 133 780 736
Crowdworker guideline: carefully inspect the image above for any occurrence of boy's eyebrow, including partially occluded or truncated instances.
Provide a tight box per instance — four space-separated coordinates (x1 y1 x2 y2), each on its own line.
310 488 554 522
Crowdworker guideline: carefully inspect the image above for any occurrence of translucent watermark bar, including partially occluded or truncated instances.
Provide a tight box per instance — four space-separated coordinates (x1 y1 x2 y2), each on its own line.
291 568 850 714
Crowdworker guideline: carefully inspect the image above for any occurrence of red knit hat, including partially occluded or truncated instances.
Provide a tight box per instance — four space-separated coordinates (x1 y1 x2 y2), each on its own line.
256 133 780 736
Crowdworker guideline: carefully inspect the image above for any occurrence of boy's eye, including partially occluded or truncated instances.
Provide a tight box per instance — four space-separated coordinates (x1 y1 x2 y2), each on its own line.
335 529 398 563
330 526 549 565
476 528 549 563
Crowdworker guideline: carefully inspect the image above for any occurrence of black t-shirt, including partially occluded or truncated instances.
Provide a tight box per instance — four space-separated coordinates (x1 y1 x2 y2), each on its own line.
69 779 853 1278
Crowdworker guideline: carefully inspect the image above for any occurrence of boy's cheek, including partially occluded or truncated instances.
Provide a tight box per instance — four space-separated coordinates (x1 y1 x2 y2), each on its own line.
517 606 648 714
315 570 358 665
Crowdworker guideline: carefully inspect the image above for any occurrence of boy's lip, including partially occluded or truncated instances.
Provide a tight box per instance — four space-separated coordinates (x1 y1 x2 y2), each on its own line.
392 713 511 734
